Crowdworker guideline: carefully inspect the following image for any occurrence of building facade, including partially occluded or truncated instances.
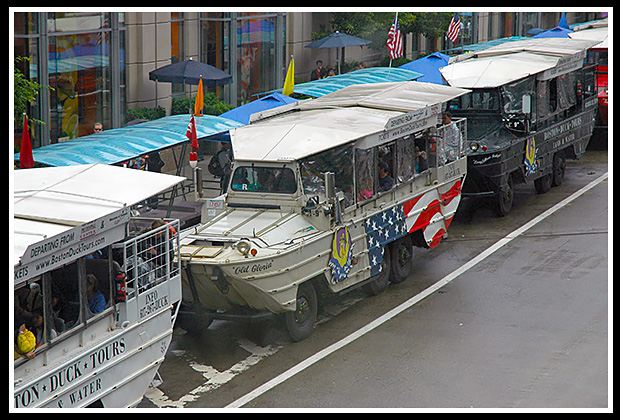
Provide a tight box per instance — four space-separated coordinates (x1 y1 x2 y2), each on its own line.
14 11 287 148
13 11 603 149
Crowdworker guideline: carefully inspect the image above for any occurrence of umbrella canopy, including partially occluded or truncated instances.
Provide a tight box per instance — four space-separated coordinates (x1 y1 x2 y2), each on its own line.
149 58 232 86
219 93 298 125
532 26 573 39
399 52 450 85
305 31 371 49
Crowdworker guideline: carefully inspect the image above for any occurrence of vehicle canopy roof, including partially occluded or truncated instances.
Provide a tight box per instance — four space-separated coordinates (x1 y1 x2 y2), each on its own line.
13 164 185 282
568 26 608 49
230 81 469 162
440 38 598 89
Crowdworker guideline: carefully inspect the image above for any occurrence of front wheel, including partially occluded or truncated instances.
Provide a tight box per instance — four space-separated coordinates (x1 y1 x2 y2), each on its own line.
284 282 318 342
494 174 514 217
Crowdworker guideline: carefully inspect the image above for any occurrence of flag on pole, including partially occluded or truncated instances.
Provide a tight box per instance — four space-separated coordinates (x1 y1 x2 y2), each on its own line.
194 75 204 116
387 13 403 60
446 12 461 43
20 114 34 169
282 56 295 96
186 114 199 151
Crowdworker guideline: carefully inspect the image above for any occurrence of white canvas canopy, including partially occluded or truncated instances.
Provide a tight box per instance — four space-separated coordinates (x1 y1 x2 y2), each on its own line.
569 26 608 49
231 81 469 162
440 38 598 89
13 164 185 276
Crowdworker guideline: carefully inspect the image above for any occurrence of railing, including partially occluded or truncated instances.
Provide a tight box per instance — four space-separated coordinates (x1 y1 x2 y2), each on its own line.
426 117 467 167
118 218 181 300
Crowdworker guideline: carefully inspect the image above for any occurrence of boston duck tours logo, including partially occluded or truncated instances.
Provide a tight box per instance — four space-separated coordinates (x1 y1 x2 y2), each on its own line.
328 226 354 283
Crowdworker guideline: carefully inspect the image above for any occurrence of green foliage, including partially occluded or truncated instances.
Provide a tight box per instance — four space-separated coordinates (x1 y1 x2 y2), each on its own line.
125 106 166 123
315 12 454 53
171 92 234 116
124 92 233 123
14 57 51 128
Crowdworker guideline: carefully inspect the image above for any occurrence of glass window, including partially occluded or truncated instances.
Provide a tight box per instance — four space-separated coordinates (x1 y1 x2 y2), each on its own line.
396 136 415 183
237 14 277 103
47 12 109 33
301 144 354 207
501 76 535 114
455 89 500 111
355 148 375 202
377 143 395 193
14 12 39 35
231 166 297 194
48 30 111 140
171 13 185 96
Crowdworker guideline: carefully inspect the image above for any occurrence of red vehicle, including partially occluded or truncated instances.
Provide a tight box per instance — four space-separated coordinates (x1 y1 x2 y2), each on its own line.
570 22 608 127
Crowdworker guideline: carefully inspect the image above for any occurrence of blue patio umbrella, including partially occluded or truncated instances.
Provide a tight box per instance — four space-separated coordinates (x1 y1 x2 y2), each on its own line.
306 31 371 74
219 93 298 125
305 31 372 49
398 52 450 85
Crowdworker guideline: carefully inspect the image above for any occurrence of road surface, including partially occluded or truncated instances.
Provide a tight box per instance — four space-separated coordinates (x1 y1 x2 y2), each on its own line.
140 148 609 410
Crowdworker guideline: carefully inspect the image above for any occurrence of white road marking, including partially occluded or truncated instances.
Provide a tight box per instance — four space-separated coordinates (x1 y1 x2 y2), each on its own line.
145 339 281 408
226 172 609 408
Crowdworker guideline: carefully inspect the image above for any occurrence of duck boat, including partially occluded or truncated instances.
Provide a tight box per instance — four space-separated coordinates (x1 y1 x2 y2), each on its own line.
178 81 469 341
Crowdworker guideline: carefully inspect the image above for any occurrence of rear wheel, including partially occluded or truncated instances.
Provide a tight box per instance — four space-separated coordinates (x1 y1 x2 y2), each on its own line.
551 152 566 187
390 236 413 284
285 282 318 342
362 246 391 296
534 173 552 194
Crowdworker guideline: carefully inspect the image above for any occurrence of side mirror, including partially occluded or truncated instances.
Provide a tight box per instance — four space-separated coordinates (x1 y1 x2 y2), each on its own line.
522 94 531 115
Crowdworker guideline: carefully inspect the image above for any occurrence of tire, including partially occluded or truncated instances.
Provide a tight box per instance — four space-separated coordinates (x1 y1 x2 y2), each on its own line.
362 246 391 296
176 307 213 334
534 173 552 194
285 282 318 342
494 174 514 217
551 152 566 187
389 236 413 284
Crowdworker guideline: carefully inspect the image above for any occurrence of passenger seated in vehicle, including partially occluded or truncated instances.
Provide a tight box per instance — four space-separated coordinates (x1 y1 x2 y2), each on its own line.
14 314 36 360
378 161 394 192
86 274 106 315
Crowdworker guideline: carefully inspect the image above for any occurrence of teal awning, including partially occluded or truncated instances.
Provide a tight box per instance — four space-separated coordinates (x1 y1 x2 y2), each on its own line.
262 67 423 98
16 114 243 167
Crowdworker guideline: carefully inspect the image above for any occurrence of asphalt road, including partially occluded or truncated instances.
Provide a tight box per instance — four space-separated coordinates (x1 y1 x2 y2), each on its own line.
139 147 609 410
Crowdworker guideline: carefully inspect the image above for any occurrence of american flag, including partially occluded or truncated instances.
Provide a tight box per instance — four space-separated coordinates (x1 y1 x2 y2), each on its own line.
387 13 403 60
365 205 407 276
446 12 461 43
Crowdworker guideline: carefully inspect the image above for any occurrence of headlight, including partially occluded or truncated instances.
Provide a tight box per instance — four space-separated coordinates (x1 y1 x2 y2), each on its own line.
236 240 251 256
470 142 479 152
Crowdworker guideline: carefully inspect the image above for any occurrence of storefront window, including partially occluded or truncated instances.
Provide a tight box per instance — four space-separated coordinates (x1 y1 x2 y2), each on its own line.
47 12 109 33
48 30 111 140
171 12 185 96
237 14 277 104
201 14 231 101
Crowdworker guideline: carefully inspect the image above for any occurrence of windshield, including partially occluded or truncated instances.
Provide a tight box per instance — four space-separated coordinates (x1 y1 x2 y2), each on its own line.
450 88 500 112
231 166 297 194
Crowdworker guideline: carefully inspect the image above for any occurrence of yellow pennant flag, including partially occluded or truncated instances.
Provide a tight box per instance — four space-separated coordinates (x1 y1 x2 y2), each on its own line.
283 57 294 96
194 76 204 116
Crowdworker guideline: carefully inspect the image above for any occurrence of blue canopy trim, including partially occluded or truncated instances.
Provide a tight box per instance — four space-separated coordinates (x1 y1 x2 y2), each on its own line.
219 92 298 124
16 114 243 167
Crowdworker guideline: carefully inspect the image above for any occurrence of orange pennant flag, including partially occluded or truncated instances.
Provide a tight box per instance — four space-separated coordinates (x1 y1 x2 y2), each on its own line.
194 76 204 116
